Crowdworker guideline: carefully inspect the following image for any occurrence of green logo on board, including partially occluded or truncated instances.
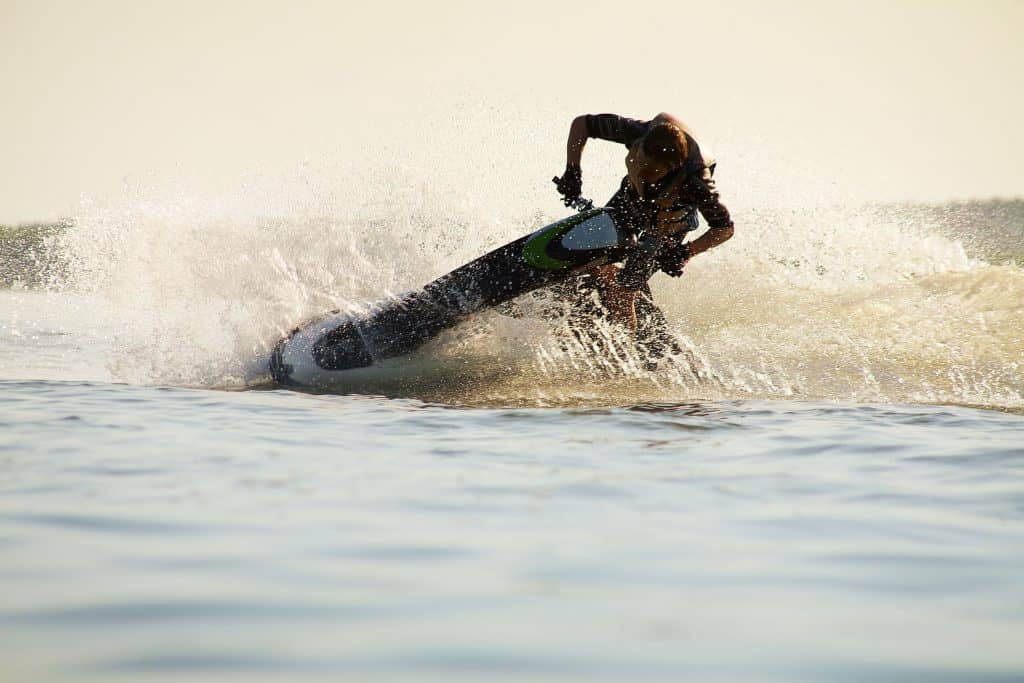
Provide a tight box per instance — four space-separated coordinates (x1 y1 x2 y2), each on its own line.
522 209 604 270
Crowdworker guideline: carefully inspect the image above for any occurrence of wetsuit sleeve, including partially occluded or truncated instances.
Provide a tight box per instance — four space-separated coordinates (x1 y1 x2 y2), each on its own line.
682 173 733 230
585 114 648 146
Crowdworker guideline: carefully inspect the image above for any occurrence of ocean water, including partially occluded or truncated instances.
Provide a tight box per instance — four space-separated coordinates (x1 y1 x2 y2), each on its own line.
1 166 1023 681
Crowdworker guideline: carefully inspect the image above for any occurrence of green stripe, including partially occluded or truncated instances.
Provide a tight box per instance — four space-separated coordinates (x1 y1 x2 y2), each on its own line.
522 209 603 271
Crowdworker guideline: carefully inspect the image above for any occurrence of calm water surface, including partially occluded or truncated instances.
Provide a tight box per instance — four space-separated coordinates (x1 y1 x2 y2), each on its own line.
2 378 1023 682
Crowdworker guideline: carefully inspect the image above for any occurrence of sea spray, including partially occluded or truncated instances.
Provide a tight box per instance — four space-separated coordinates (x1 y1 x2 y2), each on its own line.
39 153 1024 408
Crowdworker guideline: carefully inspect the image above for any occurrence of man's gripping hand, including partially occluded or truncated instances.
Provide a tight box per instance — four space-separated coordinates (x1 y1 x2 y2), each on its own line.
553 163 583 206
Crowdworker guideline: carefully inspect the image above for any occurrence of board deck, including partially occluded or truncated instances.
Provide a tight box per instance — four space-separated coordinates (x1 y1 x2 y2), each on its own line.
270 208 631 388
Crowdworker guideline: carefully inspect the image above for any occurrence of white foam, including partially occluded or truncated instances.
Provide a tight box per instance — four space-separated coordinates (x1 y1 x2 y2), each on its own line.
41 144 1024 408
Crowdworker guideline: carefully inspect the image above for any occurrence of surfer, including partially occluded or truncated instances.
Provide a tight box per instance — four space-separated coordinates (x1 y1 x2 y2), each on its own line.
553 113 734 356
271 113 733 387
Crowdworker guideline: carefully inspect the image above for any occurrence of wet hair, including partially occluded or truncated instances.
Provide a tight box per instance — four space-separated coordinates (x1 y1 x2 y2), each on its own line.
642 123 688 166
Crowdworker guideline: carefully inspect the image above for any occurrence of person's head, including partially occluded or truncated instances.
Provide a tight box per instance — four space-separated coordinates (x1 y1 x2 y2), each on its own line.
627 122 689 196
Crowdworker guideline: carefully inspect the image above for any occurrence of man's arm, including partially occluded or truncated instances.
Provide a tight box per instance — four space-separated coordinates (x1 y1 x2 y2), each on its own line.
557 114 648 203
563 113 649 171
684 223 734 258
555 116 590 202
565 115 589 168
678 173 735 260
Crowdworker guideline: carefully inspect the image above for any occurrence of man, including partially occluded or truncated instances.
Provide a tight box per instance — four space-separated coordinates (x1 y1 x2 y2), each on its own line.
553 112 735 357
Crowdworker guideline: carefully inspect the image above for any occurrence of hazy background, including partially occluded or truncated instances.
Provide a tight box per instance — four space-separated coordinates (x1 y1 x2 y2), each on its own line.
2 0 1022 224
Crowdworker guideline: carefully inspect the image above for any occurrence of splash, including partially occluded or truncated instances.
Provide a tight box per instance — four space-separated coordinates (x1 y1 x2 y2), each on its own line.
42 152 1024 409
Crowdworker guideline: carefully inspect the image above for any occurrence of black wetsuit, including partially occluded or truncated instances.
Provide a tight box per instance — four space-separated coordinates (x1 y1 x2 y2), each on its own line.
562 114 734 359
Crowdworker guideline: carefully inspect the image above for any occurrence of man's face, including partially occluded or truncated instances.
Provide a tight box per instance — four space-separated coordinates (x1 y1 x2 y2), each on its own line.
626 141 677 197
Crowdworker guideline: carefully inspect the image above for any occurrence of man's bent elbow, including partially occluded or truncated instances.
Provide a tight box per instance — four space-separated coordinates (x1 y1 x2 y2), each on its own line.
714 224 735 243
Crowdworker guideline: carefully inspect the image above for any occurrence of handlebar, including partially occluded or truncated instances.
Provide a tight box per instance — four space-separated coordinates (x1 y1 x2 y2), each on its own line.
551 176 595 213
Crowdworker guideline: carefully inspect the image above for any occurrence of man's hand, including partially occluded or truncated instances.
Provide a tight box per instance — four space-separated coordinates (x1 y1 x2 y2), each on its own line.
656 239 692 278
554 164 583 205
674 249 693 275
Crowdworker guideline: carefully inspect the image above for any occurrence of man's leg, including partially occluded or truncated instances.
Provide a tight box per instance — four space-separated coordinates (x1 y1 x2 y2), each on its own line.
634 282 681 360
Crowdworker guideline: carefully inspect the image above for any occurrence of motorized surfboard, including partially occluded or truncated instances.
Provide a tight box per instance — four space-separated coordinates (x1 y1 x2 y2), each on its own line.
269 200 635 389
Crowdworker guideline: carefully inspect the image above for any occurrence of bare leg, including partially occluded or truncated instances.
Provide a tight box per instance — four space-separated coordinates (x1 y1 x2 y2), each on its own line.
592 265 638 333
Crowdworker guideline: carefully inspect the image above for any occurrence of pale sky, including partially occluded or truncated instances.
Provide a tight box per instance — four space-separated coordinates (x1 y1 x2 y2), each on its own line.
2 0 1022 223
